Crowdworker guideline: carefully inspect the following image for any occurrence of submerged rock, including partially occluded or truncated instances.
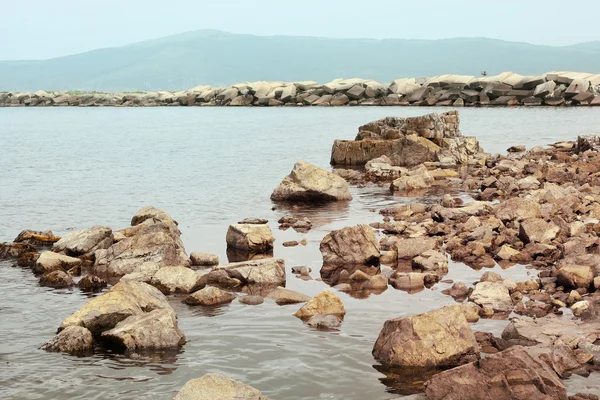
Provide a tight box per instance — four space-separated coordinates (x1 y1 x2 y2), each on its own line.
424 346 567 400
372 305 479 368
320 224 380 265
184 286 236 306
101 308 186 350
307 314 343 329
39 270 74 288
238 295 264 305
225 224 274 253
293 290 346 319
270 161 352 202
173 373 270 400
41 326 94 354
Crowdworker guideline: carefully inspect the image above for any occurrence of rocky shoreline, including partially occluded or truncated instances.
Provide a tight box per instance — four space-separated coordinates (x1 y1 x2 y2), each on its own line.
2 71 600 108
2 111 600 399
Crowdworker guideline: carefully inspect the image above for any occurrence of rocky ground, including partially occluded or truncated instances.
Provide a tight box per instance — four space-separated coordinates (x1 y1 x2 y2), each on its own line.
2 111 600 399
2 71 600 108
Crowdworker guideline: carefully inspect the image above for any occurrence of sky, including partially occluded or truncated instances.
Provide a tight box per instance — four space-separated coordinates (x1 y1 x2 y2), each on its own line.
2 0 599 60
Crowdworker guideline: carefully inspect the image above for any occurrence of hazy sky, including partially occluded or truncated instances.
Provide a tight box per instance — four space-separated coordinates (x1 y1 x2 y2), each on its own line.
3 0 599 60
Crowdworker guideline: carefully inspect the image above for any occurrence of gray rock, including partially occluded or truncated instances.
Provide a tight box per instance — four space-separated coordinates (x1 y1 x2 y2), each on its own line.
150 266 206 294
215 258 286 286
52 226 113 257
306 313 342 329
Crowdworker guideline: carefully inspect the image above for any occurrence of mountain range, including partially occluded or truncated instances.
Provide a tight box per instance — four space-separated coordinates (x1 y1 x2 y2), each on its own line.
1 30 599 92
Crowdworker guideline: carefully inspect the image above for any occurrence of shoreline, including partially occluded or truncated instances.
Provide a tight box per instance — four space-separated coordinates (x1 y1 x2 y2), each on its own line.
2 71 600 108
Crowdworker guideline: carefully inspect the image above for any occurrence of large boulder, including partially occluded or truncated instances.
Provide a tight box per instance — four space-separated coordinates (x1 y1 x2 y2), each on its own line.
41 326 94 354
424 346 567 400
94 207 188 276
52 226 113 257
150 266 206 294
373 305 479 368
33 251 81 275
225 224 274 253
59 281 172 334
214 258 285 286
101 308 185 350
469 282 513 312
320 225 380 265
270 161 352 202
173 373 270 400
293 290 346 319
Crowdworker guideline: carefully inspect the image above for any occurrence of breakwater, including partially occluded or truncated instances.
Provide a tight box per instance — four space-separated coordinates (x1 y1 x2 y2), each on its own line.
1 71 599 108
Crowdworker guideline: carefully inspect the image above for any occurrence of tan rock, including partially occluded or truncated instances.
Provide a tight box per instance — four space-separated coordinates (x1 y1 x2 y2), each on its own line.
469 282 513 312
184 286 236 306
556 265 593 290
320 224 380 265
150 266 206 294
173 373 270 400
293 290 346 318
34 251 81 275
266 287 311 305
215 258 285 286
226 224 274 253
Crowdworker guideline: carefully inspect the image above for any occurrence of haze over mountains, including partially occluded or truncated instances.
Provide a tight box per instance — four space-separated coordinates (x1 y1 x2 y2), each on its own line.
1 30 600 92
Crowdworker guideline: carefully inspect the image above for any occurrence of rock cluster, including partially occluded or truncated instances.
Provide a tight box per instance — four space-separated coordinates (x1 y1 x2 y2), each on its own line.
3 72 600 108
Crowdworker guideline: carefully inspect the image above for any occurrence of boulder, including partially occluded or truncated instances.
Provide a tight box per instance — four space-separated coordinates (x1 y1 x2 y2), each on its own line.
94 207 188 276
0 242 37 260
214 258 285 286
293 290 346 319
190 252 219 266
518 218 560 243
120 261 161 283
39 270 74 288
266 287 311 305
226 224 274 253
59 281 171 334
469 282 513 312
424 346 567 400
494 198 542 222
372 305 479 368
101 308 185 350
412 250 448 274
14 229 58 246
270 161 352 202
501 314 600 347
52 226 113 257
150 266 206 294
41 326 94 354
320 224 380 265
33 251 81 275
556 265 593 290
184 286 236 306
173 373 270 400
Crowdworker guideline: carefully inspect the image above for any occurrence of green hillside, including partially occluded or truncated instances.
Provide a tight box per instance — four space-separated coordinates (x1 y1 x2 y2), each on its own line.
1 30 599 92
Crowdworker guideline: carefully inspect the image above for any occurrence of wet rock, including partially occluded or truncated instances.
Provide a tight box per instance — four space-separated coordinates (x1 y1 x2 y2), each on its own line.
424 346 567 400
101 308 185 350
41 326 93 354
519 218 560 243
412 250 448 274
469 282 513 312
306 314 342 329
442 282 471 300
94 207 188 276
52 226 113 257
173 373 270 400
190 252 219 267
238 295 264 305
270 161 352 202
320 224 380 265
33 251 81 275
184 286 236 306
39 270 74 288
557 266 593 290
293 290 346 318
150 266 206 294
226 224 274 253
77 274 107 292
59 281 172 334
214 258 285 286
14 229 59 246
0 242 37 260
373 305 479 368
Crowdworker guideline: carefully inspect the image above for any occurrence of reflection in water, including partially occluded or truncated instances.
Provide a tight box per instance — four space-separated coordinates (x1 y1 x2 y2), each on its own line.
226 248 274 263
373 363 443 396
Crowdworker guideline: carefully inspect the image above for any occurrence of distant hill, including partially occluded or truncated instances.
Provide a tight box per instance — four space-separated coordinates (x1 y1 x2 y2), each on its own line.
1 30 600 92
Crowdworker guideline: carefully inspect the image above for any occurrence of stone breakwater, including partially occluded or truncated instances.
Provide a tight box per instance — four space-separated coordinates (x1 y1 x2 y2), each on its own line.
2 71 600 108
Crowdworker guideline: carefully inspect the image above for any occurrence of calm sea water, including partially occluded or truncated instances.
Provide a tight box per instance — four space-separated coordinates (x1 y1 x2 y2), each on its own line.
1 107 599 400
